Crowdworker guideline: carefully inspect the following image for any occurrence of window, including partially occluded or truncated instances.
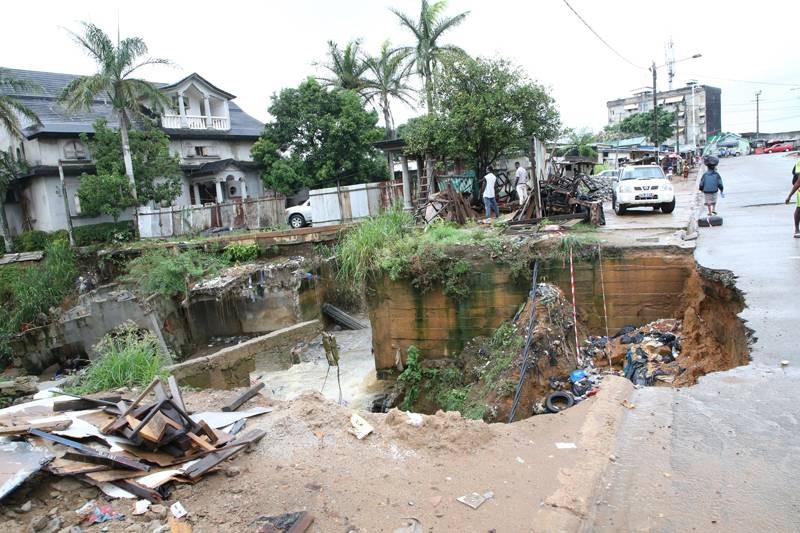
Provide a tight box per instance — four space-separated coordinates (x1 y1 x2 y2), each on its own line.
64 140 87 160
194 146 210 157
74 194 82 215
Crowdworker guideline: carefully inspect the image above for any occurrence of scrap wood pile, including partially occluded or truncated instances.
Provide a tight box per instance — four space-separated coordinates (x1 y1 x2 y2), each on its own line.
418 183 479 225
0 376 270 505
512 171 606 225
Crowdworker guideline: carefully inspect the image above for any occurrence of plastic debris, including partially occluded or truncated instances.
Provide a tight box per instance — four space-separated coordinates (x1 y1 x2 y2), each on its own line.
349 414 374 439
456 490 495 509
170 501 188 519
555 442 577 449
84 505 125 525
133 499 150 516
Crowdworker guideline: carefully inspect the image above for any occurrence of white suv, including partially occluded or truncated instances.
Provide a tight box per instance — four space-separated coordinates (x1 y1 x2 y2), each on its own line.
286 199 312 228
611 165 675 215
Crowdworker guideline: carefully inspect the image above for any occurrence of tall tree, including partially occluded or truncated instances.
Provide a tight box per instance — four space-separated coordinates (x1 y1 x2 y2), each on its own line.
0 150 25 253
363 41 416 139
58 22 171 203
0 69 41 138
251 79 386 194
318 40 369 94
391 0 469 113
563 129 598 159
615 108 676 145
404 57 561 178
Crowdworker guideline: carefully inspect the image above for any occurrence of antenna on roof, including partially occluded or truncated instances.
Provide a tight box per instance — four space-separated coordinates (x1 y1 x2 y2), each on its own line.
116 8 120 46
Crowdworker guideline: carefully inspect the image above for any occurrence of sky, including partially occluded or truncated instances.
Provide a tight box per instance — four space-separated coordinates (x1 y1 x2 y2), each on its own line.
3 0 800 135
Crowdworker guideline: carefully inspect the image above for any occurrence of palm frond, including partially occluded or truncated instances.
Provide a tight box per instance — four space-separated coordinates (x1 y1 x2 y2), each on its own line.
431 11 469 42
0 70 43 95
122 57 171 78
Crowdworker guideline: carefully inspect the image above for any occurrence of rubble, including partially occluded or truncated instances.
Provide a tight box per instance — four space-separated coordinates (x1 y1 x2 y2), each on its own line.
418 183 480 225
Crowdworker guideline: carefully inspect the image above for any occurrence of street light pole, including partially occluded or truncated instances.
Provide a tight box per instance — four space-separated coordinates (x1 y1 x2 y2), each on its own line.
755 90 762 141
651 61 658 162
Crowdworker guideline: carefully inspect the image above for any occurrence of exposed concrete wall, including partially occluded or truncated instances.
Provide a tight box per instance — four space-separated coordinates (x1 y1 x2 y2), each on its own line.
167 319 322 389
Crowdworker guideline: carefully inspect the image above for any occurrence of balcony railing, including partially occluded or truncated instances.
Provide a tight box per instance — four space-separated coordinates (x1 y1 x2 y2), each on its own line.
161 113 230 131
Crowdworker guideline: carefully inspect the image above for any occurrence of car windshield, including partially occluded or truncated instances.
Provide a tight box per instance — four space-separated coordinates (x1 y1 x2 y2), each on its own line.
621 167 664 180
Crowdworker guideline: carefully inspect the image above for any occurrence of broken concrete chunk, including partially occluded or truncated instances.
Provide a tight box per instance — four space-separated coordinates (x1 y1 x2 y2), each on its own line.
349 414 374 439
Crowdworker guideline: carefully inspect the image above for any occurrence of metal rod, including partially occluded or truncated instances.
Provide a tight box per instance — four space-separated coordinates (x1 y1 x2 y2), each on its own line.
507 261 540 423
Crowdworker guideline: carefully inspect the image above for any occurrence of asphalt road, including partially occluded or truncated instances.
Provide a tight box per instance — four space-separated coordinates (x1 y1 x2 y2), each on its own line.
590 152 800 532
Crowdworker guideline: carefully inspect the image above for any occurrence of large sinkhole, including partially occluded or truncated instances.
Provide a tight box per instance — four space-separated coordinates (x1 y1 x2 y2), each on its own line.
367 249 751 422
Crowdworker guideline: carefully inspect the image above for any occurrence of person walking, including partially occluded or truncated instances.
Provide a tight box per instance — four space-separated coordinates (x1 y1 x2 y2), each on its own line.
483 166 499 219
785 159 800 238
514 162 529 205
699 160 724 216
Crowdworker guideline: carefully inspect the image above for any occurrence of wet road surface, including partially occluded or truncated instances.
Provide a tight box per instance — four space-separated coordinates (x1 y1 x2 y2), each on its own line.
591 153 800 531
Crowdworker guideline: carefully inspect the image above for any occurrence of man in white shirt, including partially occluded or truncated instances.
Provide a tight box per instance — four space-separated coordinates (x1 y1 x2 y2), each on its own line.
483 166 499 219
514 162 529 205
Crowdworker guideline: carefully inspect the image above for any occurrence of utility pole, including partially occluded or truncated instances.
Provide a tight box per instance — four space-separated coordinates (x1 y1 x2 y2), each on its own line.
755 90 762 141
651 61 659 162
675 102 680 157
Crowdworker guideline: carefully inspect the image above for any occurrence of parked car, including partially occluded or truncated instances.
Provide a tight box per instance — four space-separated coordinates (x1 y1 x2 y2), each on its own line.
592 169 619 180
286 199 312 228
611 165 675 215
764 142 794 153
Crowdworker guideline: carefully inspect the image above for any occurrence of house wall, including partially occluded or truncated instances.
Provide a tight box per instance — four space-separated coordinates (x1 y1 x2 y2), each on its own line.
170 139 254 162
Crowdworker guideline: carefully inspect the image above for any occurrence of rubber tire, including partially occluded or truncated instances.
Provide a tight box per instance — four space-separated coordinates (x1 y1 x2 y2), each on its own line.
288 213 306 228
612 195 626 216
545 391 575 413
661 199 676 213
698 215 723 227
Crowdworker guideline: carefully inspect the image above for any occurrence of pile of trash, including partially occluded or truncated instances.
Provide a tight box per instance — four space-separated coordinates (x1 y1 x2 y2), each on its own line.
419 182 479 225
580 173 614 200
534 369 603 415
0 377 271 521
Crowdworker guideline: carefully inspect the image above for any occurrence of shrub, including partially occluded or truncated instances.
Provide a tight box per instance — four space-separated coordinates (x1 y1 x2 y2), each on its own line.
69 322 169 394
12 230 67 252
123 248 226 298
222 242 259 263
74 221 135 246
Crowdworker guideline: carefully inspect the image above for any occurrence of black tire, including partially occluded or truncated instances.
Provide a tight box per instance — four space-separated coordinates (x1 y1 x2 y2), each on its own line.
612 195 626 215
288 213 306 228
698 215 723 227
545 391 575 413
661 199 676 213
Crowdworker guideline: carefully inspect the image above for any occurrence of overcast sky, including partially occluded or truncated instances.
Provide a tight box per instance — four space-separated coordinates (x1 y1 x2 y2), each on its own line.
3 0 800 135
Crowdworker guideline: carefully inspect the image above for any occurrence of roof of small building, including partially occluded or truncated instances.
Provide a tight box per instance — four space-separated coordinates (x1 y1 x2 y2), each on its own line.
1 68 263 140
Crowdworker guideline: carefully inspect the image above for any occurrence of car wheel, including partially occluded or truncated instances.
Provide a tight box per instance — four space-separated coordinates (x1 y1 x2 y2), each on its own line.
613 196 626 215
661 199 676 214
288 213 306 228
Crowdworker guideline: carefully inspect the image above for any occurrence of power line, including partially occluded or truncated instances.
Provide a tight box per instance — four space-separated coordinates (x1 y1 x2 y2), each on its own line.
561 0 646 70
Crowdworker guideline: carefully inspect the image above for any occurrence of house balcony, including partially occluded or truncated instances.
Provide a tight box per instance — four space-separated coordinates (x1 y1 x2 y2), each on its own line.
161 113 230 131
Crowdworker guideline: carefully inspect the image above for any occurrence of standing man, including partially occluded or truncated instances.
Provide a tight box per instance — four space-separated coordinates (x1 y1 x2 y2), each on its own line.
483 166 499 219
785 159 800 238
514 161 529 205
699 159 724 216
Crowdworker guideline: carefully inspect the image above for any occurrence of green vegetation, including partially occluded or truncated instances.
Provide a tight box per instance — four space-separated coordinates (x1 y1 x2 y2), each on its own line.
123 249 226 298
222 242 259 264
397 346 430 410
76 172 135 222
69 322 169 394
604 107 676 145
74 222 135 247
0 240 78 361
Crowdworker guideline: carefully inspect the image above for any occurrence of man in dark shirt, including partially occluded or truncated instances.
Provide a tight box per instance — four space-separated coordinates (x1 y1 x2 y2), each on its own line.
699 163 724 216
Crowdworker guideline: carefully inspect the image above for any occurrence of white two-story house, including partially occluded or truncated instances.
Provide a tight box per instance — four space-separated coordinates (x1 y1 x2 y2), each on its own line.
0 68 266 236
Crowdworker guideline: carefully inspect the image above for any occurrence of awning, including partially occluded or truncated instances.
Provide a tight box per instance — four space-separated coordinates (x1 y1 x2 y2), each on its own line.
624 104 638 110
665 96 684 104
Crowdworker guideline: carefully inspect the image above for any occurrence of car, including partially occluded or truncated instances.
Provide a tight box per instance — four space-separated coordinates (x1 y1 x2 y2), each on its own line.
764 142 794 154
286 199 312 228
592 169 619 180
611 165 675 215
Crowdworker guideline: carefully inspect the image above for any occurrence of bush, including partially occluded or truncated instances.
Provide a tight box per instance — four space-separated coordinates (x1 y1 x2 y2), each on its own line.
222 242 259 263
74 221 135 246
0 240 78 361
124 248 226 298
69 322 169 394
12 230 68 252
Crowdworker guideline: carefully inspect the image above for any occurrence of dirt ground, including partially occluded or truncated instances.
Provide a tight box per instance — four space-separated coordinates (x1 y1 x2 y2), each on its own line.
1 377 633 533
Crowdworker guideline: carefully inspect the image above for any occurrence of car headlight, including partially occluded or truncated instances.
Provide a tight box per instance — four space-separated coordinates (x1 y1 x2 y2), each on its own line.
663 183 673 191
621 184 633 193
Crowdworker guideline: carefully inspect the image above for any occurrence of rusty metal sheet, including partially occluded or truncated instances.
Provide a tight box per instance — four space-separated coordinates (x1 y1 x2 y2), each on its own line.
0 441 54 500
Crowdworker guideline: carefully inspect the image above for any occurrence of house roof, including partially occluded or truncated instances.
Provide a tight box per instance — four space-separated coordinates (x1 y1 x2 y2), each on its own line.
1 68 263 140
182 158 259 177
599 136 647 149
159 73 236 100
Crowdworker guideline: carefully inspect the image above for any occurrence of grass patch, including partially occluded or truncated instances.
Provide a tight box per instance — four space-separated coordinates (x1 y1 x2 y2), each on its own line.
123 248 227 298
69 322 169 394
0 240 78 362
222 242 259 263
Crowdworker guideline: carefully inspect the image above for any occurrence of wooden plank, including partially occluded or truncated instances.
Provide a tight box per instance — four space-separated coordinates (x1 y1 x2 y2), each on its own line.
0 419 71 436
53 396 122 412
46 456 109 476
102 378 160 433
287 512 315 533
29 429 151 471
184 429 265 480
168 376 186 413
128 400 167 441
221 382 265 412
114 479 163 503
127 411 168 443
185 432 216 452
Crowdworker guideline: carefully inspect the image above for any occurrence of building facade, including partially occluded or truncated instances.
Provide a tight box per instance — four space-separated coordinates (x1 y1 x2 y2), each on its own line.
606 85 721 150
0 69 266 236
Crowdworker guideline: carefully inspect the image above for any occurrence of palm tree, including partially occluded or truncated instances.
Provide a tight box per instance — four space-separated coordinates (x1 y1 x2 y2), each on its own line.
391 0 469 113
59 22 170 202
0 69 41 138
318 40 369 94
363 42 416 139
564 129 598 159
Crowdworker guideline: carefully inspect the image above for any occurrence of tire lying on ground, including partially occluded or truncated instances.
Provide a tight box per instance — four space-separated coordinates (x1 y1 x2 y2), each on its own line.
697 215 723 227
545 391 576 413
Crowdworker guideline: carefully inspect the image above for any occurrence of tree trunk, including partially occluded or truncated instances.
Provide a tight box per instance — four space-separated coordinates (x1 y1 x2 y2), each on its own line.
0 195 13 253
118 110 137 201
382 96 394 139
424 64 434 113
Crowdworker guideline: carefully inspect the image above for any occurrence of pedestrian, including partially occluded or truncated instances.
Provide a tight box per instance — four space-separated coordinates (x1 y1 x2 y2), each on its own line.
699 160 724 216
785 159 800 238
514 162 529 205
483 166 499 219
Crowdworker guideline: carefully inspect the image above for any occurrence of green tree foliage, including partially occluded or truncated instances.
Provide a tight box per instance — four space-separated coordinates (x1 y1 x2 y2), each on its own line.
59 22 171 200
612 107 676 145
403 56 561 175
363 41 416 139
391 0 469 112
80 119 182 205
0 68 41 138
0 150 28 253
251 79 387 194
561 129 598 159
76 173 135 222
318 40 369 93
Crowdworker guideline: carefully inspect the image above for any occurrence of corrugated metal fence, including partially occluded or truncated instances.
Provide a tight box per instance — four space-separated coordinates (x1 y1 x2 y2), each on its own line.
137 196 286 239
309 181 403 227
